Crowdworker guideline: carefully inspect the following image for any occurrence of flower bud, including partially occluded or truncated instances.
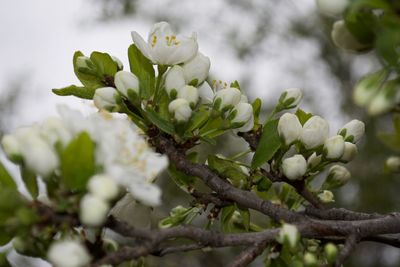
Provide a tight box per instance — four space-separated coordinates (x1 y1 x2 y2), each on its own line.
177 85 199 106
114 71 139 97
93 87 119 111
214 87 242 110
240 94 248 103
40 117 72 147
182 52 211 85
316 0 348 16
307 152 322 170
112 56 124 70
80 194 110 227
318 190 334 203
331 20 370 52
76 56 91 69
198 82 214 104
278 113 302 146
300 116 329 149
353 69 388 107
340 142 358 162
1 134 21 161
88 175 119 201
304 252 318 267
367 80 400 116
324 135 345 159
386 156 400 173
338 119 365 143
282 154 307 180
48 239 91 267
279 88 303 108
168 98 192 122
231 102 254 132
165 65 186 97
277 223 300 249
324 243 338 264
326 165 351 189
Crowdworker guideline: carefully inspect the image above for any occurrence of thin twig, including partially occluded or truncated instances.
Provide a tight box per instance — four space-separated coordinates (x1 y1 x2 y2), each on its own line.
227 241 269 267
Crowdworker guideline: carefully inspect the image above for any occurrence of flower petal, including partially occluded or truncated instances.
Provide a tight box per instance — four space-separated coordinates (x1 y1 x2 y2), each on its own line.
131 31 153 61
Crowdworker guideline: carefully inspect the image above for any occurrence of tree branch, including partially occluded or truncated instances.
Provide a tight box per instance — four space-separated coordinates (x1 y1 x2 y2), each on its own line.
227 241 268 267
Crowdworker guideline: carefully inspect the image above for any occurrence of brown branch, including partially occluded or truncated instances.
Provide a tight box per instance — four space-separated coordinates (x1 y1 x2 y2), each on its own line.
227 241 268 267
335 234 359 267
305 207 383 221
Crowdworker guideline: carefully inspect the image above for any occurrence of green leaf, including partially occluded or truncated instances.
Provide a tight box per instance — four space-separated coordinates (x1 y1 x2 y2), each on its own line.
73 51 104 89
252 98 262 124
295 109 313 125
186 107 210 133
0 161 16 189
207 155 248 188
237 206 250 231
90 51 118 77
168 164 196 193
145 108 175 135
20 167 38 199
251 119 281 169
159 206 201 228
61 132 96 191
128 44 155 100
375 27 400 67
52 85 97 100
0 253 11 267
344 2 376 44
221 205 236 232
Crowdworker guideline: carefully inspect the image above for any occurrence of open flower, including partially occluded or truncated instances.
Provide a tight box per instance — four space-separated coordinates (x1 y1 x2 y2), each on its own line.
131 22 198 65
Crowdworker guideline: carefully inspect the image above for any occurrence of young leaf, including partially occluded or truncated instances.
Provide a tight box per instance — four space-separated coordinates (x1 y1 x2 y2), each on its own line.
168 164 196 193
295 109 313 125
0 161 16 189
73 51 104 89
145 108 175 135
20 166 38 199
61 132 96 191
128 44 155 100
52 85 97 100
237 206 250 231
251 119 281 169
221 205 236 232
208 155 248 188
186 107 210 133
90 51 118 76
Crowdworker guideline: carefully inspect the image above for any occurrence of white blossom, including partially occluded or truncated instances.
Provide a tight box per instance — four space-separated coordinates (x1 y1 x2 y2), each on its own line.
231 102 254 132
177 85 199 106
48 239 91 267
169 98 193 122
197 82 214 104
93 87 119 111
131 21 198 65
114 71 139 97
181 52 210 85
277 223 300 249
40 117 72 147
338 119 365 143
300 116 329 149
278 113 302 146
318 190 334 203
214 87 242 110
324 135 345 159
80 194 110 226
341 142 358 162
165 65 186 96
282 154 307 180
88 174 120 201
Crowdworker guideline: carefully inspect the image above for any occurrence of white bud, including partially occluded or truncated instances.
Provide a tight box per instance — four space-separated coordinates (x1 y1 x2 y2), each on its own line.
316 0 348 16
353 69 387 107
114 71 139 97
177 85 199 106
282 154 307 180
112 56 124 70
80 194 110 227
279 88 303 108
318 190 334 203
386 156 400 173
277 223 300 249
307 152 322 169
15 127 59 177
341 142 358 162
214 87 242 109
76 56 91 69
1 134 21 160
326 165 351 188
231 102 254 132
93 87 118 111
168 98 192 122
338 119 365 143
198 82 214 104
304 252 318 267
182 52 210 85
331 20 370 52
88 175 119 201
48 239 91 267
40 117 72 147
324 135 345 159
300 116 329 149
278 113 302 146
165 65 186 96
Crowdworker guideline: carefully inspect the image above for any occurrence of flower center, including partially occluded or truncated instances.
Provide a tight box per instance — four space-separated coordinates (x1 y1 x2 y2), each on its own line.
165 35 180 46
